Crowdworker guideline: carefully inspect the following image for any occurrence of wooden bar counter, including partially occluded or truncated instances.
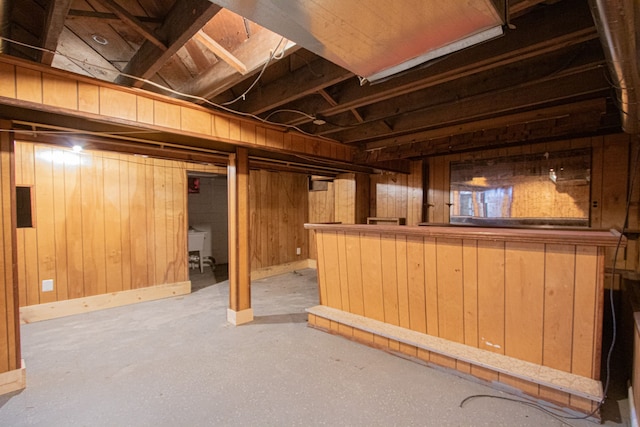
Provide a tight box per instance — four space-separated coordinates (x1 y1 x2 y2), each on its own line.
304 223 624 417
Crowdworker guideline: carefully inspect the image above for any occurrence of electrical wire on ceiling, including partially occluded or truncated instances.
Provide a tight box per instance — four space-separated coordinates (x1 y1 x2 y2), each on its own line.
221 36 286 106
0 36 331 141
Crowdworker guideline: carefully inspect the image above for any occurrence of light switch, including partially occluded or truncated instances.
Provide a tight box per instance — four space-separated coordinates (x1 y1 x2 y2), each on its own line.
42 279 54 292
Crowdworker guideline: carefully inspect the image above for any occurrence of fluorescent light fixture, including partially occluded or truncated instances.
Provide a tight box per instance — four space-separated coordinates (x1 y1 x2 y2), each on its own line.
363 26 504 83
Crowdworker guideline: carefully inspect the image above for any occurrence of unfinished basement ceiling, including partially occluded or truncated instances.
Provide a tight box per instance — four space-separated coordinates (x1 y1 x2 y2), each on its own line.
209 0 505 82
0 0 629 170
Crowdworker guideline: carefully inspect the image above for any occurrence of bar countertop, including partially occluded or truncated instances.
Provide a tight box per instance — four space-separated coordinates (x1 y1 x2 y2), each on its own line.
303 223 625 247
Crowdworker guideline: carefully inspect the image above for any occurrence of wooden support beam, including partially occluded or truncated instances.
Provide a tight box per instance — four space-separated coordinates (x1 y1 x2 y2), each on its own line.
98 0 167 51
194 31 247 75
227 148 252 325
335 66 609 144
0 120 21 374
286 0 597 127
362 98 607 151
183 29 297 100
231 57 352 115
115 1 222 87
355 103 607 163
67 10 162 23
40 0 73 65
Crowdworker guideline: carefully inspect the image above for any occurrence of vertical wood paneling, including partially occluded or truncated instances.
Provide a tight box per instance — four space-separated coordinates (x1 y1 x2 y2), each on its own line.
64 149 84 299
81 153 107 296
129 156 148 288
540 243 576 404
360 233 384 321
503 241 545 395
424 237 439 337
406 235 427 333
572 245 598 378
436 238 464 343
381 235 399 325
345 232 364 315
16 67 42 103
33 146 56 304
0 63 16 98
52 150 69 302
322 231 342 309
153 160 168 283
42 73 77 110
249 170 309 270
14 142 223 306
315 231 328 305
103 154 123 293
118 154 132 291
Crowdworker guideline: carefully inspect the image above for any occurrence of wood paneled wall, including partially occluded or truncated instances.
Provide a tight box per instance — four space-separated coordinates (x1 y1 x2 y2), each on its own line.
308 172 370 259
14 141 225 307
249 169 309 270
312 227 607 412
426 136 631 225
366 135 636 274
0 124 20 374
370 160 423 225
0 56 353 163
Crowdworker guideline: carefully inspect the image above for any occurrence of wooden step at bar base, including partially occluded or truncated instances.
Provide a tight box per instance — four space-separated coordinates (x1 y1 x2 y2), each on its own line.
306 305 603 402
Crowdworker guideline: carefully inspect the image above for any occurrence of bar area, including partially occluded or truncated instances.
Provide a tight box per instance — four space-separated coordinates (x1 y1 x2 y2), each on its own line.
305 223 624 418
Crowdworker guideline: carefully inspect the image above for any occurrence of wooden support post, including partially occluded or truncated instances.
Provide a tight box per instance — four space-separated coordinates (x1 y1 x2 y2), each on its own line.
227 148 253 325
0 120 25 395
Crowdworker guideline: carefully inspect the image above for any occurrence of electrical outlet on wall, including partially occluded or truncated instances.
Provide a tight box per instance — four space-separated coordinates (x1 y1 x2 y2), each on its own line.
42 279 54 292
296 247 301 256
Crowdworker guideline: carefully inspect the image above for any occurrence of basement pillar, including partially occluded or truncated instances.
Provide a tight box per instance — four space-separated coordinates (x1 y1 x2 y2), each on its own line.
227 147 253 325
0 120 25 394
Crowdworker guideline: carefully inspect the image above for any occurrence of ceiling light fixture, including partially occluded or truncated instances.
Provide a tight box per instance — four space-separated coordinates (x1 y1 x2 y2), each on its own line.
312 117 326 126
72 145 83 152
91 34 109 45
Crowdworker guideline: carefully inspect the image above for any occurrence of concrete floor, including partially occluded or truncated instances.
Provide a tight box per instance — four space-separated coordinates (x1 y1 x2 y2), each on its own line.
0 269 631 426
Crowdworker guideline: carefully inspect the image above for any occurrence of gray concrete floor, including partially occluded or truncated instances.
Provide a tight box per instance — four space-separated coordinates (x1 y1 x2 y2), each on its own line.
0 269 631 426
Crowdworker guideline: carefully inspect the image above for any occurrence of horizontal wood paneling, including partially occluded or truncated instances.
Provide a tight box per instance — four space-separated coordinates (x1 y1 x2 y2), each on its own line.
249 170 308 270
15 141 225 306
0 57 352 163
312 227 606 408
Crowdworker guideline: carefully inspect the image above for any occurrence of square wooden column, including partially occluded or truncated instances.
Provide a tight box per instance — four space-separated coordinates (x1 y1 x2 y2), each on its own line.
227 147 252 325
0 121 25 394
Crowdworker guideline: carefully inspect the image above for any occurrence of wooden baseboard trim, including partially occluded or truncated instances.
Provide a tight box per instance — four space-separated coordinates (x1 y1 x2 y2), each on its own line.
20 281 192 324
307 305 603 402
0 359 26 396
251 259 315 280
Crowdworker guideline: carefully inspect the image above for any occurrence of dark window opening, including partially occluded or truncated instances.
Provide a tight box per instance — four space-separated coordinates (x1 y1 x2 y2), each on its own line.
16 186 33 228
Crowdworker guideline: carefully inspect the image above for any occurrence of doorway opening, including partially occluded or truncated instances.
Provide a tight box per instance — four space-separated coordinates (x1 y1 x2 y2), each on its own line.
187 172 229 291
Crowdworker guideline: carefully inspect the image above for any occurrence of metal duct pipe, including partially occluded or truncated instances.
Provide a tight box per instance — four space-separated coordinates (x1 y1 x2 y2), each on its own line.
589 0 640 134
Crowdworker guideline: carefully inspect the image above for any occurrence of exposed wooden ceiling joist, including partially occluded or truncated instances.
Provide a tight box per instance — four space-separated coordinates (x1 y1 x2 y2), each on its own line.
181 30 297 100
220 57 352 115
67 9 162 24
194 30 247 75
285 0 598 129
362 98 607 152
40 0 73 65
316 41 605 141
335 66 610 145
115 0 222 88
98 0 167 51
